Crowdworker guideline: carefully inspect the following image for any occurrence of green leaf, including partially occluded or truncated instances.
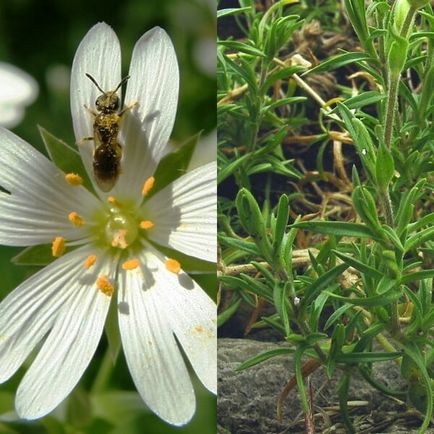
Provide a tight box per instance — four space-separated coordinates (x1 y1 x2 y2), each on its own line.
236 188 273 262
225 55 258 90
293 220 381 241
39 126 93 192
405 226 434 252
301 263 349 309
217 6 252 18
12 244 55 266
325 284 402 306
218 235 261 257
218 40 266 57
150 132 199 197
401 270 434 284
351 186 382 232
66 388 92 428
401 342 433 432
333 250 382 279
105 295 122 363
375 143 394 192
336 351 402 363
344 91 385 110
236 347 295 371
305 52 373 76
262 65 304 91
217 297 242 327
273 194 289 260
324 303 353 330
91 392 147 424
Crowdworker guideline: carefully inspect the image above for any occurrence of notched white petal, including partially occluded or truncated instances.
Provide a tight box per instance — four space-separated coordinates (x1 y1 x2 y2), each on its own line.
118 267 196 425
15 252 111 419
0 246 96 384
70 22 122 183
145 162 217 262
147 249 217 394
125 27 179 164
0 128 99 246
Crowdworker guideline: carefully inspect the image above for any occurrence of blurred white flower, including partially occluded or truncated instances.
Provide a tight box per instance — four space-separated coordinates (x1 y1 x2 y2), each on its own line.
0 62 38 128
0 23 216 426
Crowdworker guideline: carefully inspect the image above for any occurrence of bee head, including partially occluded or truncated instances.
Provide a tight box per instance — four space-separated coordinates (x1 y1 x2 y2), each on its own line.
85 73 130 114
95 92 120 113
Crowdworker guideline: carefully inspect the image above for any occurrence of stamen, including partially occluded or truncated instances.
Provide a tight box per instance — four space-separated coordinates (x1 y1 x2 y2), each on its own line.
165 258 181 274
107 196 119 206
122 258 140 270
84 255 97 269
68 211 85 227
52 236 66 257
142 176 155 196
65 173 83 186
96 275 114 297
139 220 154 230
111 229 128 249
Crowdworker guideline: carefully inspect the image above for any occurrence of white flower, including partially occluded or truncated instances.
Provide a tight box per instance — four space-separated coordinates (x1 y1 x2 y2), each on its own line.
0 62 38 128
0 23 216 426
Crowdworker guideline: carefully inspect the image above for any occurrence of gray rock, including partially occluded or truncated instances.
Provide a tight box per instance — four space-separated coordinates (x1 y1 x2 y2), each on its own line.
218 338 434 433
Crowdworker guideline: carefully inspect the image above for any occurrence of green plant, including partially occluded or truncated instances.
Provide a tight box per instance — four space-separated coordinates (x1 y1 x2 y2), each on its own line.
218 1 434 432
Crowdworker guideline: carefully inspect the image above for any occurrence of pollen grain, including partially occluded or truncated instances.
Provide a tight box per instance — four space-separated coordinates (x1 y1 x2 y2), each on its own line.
139 220 154 230
122 258 140 270
142 176 155 196
84 255 97 269
52 236 66 257
165 258 181 274
96 275 114 297
107 196 120 206
65 173 83 186
68 211 85 227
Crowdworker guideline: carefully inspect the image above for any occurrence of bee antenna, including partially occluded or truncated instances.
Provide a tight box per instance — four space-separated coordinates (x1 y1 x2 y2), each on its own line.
114 75 130 92
85 73 106 94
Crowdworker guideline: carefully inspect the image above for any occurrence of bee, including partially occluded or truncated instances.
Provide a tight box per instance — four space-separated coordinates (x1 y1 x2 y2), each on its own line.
84 73 133 192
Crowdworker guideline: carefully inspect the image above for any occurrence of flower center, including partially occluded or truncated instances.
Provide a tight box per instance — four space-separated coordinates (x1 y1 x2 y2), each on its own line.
104 207 138 249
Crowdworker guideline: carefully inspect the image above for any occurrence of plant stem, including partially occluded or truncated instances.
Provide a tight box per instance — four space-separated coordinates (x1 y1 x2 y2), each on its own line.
91 349 115 393
383 72 400 150
383 5 417 149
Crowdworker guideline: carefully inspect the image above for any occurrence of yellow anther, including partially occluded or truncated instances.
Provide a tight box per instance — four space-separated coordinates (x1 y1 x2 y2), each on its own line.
52 236 66 257
65 173 83 186
139 220 154 230
111 229 128 249
107 196 119 206
96 275 114 297
68 211 85 227
165 258 181 274
142 176 155 196
84 255 97 269
122 258 140 270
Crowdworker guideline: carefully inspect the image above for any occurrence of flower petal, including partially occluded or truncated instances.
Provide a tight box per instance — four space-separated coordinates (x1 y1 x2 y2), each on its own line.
0 245 96 384
15 252 112 419
146 248 216 393
118 256 195 425
0 128 99 245
144 162 217 262
70 22 121 191
124 27 179 165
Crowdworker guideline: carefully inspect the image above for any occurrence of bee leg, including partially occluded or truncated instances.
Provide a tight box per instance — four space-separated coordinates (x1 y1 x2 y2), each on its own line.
77 136 94 146
84 104 98 117
119 101 139 117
